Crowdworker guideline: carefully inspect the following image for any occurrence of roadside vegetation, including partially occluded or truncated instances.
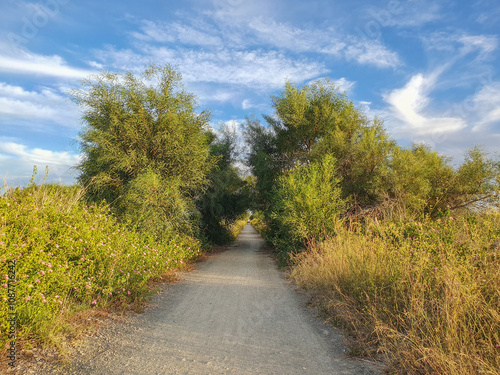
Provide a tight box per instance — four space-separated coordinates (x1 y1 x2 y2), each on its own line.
0 64 249 358
0 175 202 350
246 80 500 374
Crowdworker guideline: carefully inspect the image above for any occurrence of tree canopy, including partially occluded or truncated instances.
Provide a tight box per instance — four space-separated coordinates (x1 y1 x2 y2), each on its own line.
71 64 216 238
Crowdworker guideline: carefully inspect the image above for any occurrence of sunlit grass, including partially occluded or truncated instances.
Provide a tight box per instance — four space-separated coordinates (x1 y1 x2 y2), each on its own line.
290 212 500 374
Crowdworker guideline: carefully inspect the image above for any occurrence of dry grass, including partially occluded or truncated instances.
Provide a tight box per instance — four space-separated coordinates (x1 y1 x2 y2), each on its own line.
290 212 500 374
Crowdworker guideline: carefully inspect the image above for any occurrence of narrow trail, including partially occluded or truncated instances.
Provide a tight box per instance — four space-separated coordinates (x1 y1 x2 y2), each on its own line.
54 224 381 374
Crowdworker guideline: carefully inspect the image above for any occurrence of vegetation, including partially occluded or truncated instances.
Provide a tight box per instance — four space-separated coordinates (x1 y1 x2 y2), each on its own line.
197 126 251 245
1 64 499 373
245 79 500 257
0 175 202 349
291 213 500 374
71 64 216 239
246 79 500 373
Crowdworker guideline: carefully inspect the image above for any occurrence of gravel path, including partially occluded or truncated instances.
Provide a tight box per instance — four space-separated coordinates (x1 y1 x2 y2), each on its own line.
48 224 382 374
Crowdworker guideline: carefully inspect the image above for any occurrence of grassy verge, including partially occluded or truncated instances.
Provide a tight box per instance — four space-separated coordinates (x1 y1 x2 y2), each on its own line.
290 212 500 374
0 182 203 356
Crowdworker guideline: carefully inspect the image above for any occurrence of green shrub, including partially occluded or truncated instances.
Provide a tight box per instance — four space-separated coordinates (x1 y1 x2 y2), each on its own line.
0 182 202 348
271 155 345 258
121 169 196 238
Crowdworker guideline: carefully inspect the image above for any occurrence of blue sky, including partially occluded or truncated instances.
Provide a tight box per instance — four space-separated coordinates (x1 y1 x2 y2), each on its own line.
1 0 499 185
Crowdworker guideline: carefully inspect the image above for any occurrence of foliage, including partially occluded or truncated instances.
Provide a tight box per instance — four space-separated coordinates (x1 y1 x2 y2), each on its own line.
71 64 215 237
245 80 396 209
121 168 197 238
250 211 269 238
0 180 202 348
243 117 281 210
245 79 500 257
387 144 500 216
270 155 345 257
245 78 500 373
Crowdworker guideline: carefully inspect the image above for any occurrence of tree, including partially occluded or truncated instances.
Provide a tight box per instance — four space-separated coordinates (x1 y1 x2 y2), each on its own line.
71 64 215 237
245 79 395 209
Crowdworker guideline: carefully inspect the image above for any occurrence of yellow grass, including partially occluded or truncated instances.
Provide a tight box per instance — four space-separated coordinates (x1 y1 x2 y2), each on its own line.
290 213 500 374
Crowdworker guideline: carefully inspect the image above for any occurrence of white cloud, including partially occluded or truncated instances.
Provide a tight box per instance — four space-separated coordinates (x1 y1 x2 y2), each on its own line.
0 141 81 185
0 141 81 166
248 17 325 52
470 83 500 132
383 72 467 136
241 99 252 110
128 14 401 70
97 45 327 91
0 47 95 79
459 35 498 57
0 82 80 128
247 18 400 68
344 38 400 68
423 32 498 58
132 20 223 47
336 77 356 92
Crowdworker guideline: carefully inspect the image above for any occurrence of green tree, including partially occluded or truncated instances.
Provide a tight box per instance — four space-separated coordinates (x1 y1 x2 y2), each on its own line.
71 64 215 237
245 79 395 209
385 144 500 217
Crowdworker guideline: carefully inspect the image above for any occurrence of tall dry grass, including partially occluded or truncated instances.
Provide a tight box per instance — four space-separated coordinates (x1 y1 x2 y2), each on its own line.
290 212 500 374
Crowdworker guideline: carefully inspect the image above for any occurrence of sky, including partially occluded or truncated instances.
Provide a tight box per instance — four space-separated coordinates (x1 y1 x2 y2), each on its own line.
1 0 499 186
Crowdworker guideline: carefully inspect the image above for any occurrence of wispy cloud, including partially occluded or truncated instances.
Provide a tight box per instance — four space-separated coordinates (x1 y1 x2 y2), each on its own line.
96 45 327 91
0 46 95 79
422 32 498 61
128 14 401 70
379 75 500 161
344 38 400 68
381 29 499 139
248 18 401 68
0 82 79 128
470 82 500 132
132 20 223 47
384 2 442 27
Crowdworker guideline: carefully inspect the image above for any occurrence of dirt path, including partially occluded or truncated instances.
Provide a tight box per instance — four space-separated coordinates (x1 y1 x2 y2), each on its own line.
50 224 381 374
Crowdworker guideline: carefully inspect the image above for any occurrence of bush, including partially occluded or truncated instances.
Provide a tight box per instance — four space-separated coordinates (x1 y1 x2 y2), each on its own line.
121 169 197 238
0 181 202 348
270 155 345 258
